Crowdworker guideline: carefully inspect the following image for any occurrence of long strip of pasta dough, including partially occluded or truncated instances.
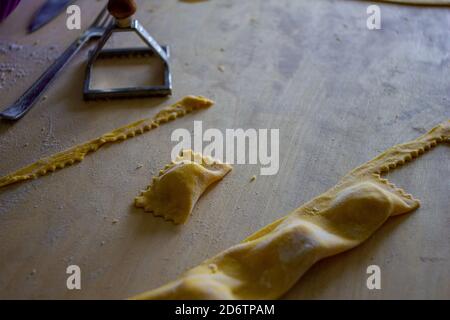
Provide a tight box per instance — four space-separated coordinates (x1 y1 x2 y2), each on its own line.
132 120 449 300
0 96 214 189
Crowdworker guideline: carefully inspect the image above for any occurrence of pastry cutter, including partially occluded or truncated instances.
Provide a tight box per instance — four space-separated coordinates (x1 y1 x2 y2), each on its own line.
83 0 172 100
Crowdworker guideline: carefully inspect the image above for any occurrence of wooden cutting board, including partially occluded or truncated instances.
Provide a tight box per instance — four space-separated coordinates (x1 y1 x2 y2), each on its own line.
0 0 448 299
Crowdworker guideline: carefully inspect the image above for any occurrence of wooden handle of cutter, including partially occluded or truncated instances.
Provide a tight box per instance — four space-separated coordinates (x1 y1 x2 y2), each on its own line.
108 0 137 20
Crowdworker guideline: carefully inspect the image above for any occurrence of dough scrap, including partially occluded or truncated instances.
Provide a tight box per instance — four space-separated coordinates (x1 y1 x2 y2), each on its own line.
135 150 232 224
131 120 450 300
0 96 213 189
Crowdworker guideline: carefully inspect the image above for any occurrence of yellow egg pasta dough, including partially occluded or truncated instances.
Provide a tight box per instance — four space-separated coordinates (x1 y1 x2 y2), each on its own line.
0 96 213 189
135 150 232 224
132 120 449 300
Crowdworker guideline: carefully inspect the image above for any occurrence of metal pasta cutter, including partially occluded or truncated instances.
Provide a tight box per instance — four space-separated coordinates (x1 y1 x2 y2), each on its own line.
83 0 172 100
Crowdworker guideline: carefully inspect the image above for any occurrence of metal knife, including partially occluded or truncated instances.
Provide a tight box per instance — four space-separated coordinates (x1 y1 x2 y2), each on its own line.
28 0 75 33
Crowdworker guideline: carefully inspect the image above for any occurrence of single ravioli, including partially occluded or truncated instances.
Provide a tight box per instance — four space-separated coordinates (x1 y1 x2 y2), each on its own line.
135 150 232 224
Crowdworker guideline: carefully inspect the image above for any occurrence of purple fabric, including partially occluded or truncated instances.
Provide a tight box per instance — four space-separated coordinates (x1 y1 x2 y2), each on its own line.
0 0 21 22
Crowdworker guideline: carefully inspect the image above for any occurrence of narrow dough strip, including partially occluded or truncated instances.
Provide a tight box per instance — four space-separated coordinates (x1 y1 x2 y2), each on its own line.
0 96 214 188
346 121 449 179
132 120 449 300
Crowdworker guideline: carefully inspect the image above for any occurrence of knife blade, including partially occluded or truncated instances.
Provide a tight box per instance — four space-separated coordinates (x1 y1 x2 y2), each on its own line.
28 0 75 33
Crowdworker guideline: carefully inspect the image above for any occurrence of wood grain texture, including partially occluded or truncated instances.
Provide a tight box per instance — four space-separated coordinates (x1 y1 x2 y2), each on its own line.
0 0 448 299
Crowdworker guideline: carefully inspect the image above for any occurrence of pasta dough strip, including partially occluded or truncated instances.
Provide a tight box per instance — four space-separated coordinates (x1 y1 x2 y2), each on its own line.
0 96 213 189
132 120 449 300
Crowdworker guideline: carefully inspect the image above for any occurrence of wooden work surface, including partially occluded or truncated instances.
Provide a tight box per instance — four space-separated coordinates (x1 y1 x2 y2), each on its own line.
0 0 449 299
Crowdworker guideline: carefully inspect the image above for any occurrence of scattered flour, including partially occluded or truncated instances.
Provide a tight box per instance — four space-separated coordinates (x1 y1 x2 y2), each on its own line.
0 41 60 90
